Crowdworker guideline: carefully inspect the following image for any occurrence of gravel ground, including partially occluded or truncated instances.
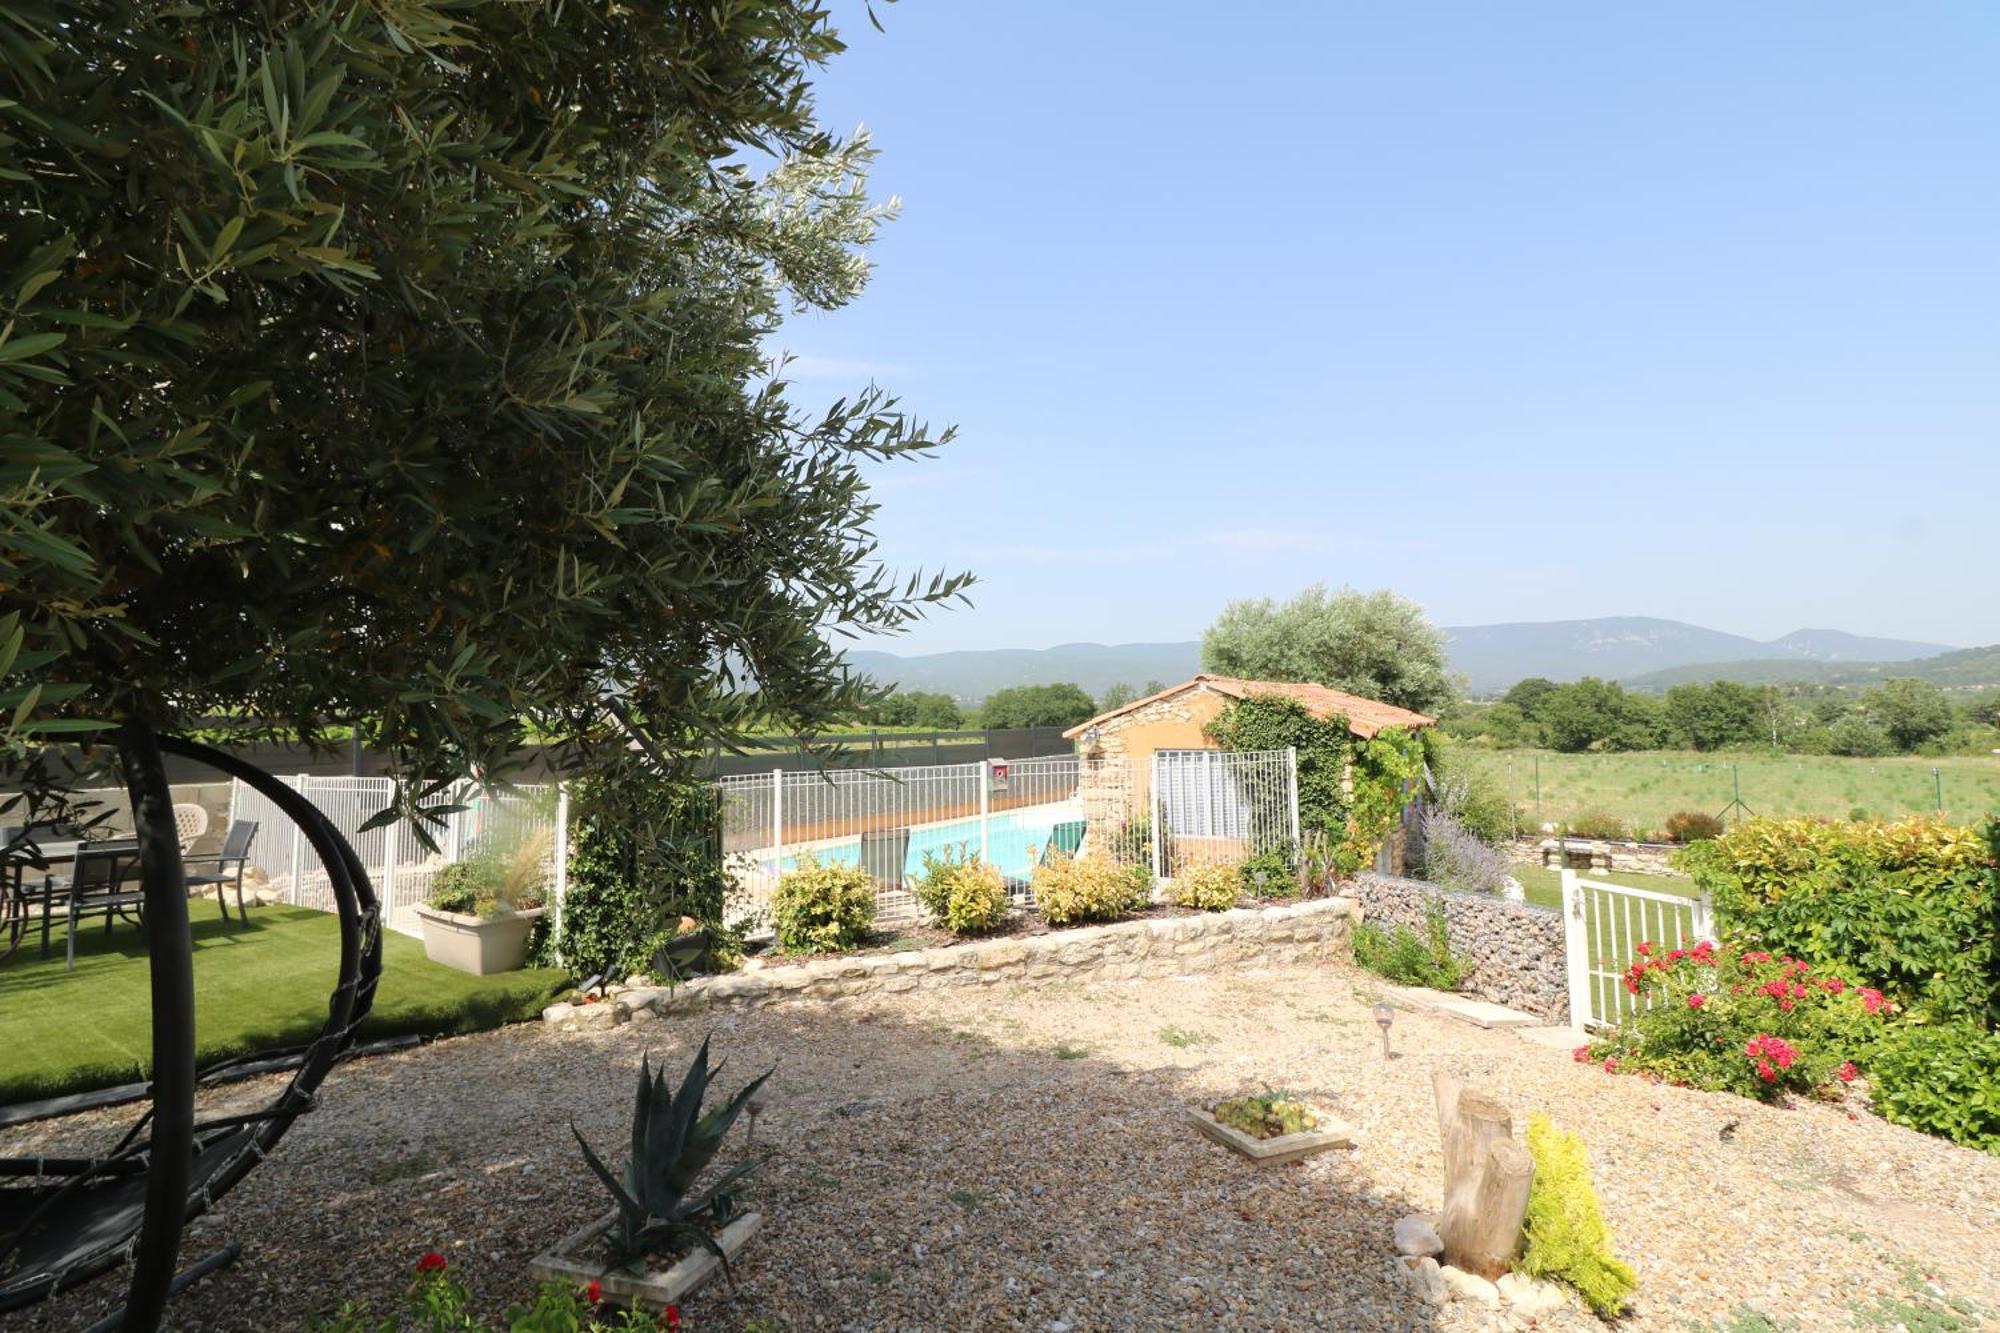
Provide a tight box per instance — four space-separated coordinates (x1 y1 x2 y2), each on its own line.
5 963 1997 1332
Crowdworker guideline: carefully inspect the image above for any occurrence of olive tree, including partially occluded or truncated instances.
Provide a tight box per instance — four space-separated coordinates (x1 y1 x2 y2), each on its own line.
1201 584 1455 715
0 8 959 1319
1 0 966 801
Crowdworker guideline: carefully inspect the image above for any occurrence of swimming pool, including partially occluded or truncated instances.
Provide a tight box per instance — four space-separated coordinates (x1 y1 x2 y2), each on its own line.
772 805 1079 883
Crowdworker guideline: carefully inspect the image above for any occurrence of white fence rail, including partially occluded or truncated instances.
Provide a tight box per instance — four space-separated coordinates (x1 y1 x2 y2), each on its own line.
1561 869 1715 1030
230 775 558 938
717 748 1299 926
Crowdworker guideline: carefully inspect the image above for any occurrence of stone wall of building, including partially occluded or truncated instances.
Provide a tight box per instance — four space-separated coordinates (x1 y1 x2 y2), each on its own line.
542 895 1361 1030
1350 872 1569 1023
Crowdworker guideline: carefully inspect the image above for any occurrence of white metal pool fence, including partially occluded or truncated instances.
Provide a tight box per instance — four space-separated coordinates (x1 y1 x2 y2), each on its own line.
229 775 561 938
716 747 1300 924
234 746 1301 938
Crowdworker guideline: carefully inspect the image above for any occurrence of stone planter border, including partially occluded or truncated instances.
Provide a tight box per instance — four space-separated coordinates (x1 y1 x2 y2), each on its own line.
528 1210 761 1309
543 896 1360 1032
1185 1105 1355 1166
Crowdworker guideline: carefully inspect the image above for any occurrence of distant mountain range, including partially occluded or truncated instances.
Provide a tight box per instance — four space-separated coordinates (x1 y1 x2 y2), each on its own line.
848 617 1970 701
1440 618 1955 695
845 642 1202 703
1620 643 2000 693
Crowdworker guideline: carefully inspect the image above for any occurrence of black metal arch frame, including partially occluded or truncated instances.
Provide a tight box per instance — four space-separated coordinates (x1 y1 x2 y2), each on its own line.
0 724 383 1329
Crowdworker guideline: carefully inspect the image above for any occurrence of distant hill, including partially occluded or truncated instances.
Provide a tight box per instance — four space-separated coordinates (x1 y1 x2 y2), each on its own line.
1441 618 1953 695
848 619 1962 702
845 642 1201 703
1622 643 2000 693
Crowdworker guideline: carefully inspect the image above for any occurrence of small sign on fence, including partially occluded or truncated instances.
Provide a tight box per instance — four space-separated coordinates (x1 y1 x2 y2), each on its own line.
988 761 1010 793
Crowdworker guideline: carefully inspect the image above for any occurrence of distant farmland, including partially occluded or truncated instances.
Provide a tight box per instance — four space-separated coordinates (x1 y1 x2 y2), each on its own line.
1459 749 2000 836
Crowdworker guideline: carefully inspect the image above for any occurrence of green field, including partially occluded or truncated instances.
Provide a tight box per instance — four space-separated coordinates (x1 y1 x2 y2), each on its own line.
1461 748 2000 837
0 907 567 1104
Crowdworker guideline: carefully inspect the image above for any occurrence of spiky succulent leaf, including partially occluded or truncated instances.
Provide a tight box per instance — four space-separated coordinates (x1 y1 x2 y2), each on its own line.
666 1079 768 1197
573 1124 647 1253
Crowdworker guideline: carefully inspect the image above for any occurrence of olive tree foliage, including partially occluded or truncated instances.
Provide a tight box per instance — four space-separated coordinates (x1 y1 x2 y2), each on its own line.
0 1 966 816
1200 584 1455 716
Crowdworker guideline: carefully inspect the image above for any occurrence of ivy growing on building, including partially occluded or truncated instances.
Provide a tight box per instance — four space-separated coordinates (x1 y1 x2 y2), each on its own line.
1206 694 1426 874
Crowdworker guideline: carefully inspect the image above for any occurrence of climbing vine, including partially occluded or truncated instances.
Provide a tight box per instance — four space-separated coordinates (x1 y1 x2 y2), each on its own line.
1206 695 1426 875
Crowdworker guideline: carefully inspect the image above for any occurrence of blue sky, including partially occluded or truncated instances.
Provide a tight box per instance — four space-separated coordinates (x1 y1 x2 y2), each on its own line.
777 2 2000 656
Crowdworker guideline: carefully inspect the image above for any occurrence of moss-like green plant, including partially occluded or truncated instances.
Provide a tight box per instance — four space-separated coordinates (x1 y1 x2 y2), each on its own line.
1520 1113 1636 1317
1212 1087 1318 1139
771 853 875 953
1170 860 1242 911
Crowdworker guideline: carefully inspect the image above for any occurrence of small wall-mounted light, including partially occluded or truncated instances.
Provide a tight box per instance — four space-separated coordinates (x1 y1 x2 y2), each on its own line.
1082 725 1102 748
1372 1001 1395 1062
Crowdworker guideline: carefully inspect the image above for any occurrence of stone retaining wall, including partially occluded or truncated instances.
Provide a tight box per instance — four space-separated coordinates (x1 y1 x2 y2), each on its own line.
543 896 1360 1031
1351 873 1568 1024
1508 836 1681 876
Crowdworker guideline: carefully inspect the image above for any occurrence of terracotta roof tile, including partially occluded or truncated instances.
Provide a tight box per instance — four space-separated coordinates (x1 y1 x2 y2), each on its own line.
1062 674 1436 741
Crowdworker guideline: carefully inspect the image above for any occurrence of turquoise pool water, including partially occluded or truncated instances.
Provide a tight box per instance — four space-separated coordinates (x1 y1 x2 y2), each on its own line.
774 808 1075 883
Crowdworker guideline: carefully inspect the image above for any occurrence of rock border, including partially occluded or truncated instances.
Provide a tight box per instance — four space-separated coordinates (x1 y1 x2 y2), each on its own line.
541 896 1360 1031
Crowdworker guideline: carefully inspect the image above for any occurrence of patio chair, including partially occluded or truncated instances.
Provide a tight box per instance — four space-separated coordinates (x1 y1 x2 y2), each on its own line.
858 827 911 899
0 734 383 1328
1003 819 1088 897
172 803 209 855
182 821 258 925
52 840 144 971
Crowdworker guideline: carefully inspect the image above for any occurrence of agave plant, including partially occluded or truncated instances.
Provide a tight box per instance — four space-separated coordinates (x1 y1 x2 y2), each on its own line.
573 1036 774 1271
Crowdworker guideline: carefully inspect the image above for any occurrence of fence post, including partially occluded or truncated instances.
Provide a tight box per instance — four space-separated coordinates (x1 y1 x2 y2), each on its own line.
1693 891 1716 944
1561 869 1591 1030
770 768 784 862
288 773 308 906
1285 746 1301 847
1149 752 1164 882
551 782 570 967
979 759 992 863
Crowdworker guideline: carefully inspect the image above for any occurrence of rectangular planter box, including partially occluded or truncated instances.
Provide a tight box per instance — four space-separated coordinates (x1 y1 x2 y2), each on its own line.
414 905 544 975
1186 1105 1355 1167
529 1210 762 1309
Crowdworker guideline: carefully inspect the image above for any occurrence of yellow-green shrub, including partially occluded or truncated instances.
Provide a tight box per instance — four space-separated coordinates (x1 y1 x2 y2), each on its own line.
771 853 875 953
1678 815 1998 1025
1520 1114 1636 1317
911 846 1010 934
1170 860 1242 911
1031 851 1150 925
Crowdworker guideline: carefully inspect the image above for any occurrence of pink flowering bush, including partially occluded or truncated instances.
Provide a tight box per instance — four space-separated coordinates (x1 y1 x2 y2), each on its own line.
1582 939 1891 1102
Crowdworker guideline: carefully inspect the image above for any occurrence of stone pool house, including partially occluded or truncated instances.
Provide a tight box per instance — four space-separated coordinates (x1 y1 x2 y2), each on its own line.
1063 674 1438 871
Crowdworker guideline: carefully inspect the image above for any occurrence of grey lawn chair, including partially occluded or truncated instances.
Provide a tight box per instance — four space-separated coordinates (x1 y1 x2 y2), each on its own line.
51 839 144 971
183 820 259 925
858 827 912 901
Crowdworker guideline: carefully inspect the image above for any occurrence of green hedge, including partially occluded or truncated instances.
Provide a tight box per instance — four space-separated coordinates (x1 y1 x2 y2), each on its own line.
1678 816 1999 1028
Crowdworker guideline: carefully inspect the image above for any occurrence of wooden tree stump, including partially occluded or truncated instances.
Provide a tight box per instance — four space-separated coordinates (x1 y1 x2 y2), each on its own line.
1433 1071 1536 1279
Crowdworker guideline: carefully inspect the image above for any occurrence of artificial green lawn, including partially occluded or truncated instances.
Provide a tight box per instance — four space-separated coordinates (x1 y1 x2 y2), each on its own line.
0 906 567 1105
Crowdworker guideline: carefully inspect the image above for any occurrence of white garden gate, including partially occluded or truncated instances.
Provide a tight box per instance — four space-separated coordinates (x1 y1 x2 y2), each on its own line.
1561 869 1715 1030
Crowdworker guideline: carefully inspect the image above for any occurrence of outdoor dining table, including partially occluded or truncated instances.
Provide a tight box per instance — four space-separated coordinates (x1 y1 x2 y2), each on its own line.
0 838 142 962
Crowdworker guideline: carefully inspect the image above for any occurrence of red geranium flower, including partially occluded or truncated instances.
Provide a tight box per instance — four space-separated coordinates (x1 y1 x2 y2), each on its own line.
416 1251 448 1274
1756 1060 1776 1082
1860 988 1886 1014
1687 993 1706 1009
665 1306 683 1330
585 1279 602 1304
1837 1061 1859 1084
1572 1045 1592 1062
1602 1056 1619 1074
